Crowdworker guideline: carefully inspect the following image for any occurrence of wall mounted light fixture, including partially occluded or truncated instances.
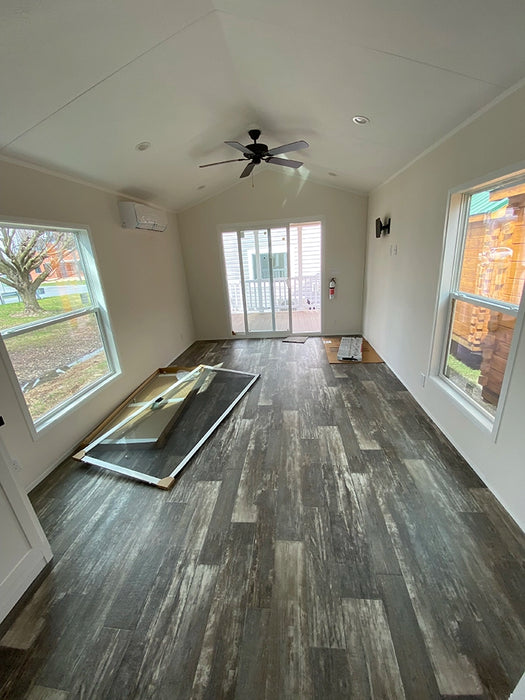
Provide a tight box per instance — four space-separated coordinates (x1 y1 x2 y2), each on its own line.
375 217 391 238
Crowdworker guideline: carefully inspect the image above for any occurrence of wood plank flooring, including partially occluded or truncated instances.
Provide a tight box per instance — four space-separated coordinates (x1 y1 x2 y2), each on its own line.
1 338 524 699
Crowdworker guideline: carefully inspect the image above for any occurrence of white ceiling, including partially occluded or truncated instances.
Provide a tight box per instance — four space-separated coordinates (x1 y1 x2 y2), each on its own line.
2 0 525 211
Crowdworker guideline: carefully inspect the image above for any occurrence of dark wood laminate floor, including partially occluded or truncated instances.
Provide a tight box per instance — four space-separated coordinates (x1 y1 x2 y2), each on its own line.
1 338 524 699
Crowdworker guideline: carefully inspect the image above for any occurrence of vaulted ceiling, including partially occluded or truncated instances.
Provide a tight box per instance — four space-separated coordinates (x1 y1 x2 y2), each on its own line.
2 0 525 211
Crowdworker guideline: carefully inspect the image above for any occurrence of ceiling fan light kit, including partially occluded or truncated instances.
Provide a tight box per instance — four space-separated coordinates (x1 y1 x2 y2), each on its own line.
199 129 309 178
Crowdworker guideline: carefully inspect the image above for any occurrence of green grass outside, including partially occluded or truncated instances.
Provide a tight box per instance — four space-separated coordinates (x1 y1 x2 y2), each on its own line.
0 295 84 332
41 279 84 287
5 325 59 351
446 354 481 384
25 353 110 421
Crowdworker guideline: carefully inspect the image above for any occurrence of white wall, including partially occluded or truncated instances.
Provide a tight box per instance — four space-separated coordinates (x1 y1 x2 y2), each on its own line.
177 170 368 339
364 83 525 530
0 159 194 490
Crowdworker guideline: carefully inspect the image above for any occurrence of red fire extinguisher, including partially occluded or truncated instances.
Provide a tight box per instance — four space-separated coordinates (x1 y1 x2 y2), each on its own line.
329 277 336 300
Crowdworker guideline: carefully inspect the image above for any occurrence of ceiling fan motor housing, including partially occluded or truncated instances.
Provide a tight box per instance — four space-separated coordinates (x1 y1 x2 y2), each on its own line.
246 129 268 158
246 143 268 157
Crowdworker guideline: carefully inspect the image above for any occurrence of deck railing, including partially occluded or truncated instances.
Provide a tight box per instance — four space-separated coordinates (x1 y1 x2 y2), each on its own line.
228 275 321 313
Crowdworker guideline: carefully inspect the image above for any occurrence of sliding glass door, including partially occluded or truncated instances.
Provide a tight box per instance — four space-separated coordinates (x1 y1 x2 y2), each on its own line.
222 221 321 336
237 228 290 334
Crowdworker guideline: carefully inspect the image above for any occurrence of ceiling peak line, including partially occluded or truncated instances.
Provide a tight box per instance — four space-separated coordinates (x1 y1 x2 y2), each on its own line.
213 7 297 36
1 8 219 153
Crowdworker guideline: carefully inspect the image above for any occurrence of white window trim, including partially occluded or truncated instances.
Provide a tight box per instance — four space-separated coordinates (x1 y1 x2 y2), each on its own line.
429 164 525 440
0 219 120 436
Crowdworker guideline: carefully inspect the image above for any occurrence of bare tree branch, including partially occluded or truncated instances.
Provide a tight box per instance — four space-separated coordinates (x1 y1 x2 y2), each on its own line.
0 227 75 314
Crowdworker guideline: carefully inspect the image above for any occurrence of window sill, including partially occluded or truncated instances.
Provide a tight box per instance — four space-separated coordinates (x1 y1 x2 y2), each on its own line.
429 374 495 437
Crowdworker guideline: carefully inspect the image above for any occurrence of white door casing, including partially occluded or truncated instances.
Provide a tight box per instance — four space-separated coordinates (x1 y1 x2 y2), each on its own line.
0 417 52 625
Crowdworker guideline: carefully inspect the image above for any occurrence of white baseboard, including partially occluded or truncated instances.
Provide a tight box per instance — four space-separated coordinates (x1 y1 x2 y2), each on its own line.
24 445 76 494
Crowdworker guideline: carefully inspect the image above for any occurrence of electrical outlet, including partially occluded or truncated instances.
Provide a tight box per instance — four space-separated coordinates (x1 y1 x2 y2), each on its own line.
11 459 22 471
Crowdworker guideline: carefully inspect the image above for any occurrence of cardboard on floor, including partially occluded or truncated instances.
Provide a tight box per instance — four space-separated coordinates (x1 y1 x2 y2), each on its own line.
322 337 383 364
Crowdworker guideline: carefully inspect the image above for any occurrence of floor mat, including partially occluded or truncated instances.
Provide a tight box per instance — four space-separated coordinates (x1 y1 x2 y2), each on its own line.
282 336 309 343
322 337 383 364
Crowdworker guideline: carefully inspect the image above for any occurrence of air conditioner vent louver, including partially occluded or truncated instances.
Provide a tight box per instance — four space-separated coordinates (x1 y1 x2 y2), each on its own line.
118 201 168 231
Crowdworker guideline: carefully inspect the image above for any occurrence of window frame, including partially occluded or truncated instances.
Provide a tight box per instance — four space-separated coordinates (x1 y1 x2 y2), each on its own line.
432 168 525 437
0 219 120 435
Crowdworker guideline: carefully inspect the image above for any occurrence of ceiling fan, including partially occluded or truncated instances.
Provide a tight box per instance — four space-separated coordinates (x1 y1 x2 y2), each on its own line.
199 129 309 178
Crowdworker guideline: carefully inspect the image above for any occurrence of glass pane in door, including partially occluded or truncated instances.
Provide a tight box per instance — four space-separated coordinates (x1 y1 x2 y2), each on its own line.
289 222 321 333
241 230 274 333
222 232 245 333
269 228 290 332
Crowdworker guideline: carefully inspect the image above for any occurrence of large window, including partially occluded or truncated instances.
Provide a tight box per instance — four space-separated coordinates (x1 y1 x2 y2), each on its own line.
441 177 525 421
0 223 118 428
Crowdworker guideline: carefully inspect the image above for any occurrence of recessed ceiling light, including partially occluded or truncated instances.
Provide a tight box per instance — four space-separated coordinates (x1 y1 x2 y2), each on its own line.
197 185 206 190
328 172 337 177
135 141 151 151
352 115 370 126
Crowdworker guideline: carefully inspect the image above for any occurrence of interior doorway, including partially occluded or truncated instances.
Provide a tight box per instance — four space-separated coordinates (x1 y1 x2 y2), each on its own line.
222 221 322 336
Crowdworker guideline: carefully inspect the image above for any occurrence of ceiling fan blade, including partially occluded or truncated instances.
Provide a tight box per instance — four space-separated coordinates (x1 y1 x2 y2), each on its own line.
266 157 303 169
225 140 253 155
240 162 256 178
266 140 309 156
199 158 247 168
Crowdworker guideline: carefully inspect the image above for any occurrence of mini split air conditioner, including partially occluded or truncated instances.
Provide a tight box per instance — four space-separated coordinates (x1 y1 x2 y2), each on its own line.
118 201 168 232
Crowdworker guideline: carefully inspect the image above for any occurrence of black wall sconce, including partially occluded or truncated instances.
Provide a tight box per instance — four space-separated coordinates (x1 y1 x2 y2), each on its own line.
375 217 391 238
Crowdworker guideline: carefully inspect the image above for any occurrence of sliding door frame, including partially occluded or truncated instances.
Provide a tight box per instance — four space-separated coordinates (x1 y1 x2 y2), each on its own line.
219 216 324 338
